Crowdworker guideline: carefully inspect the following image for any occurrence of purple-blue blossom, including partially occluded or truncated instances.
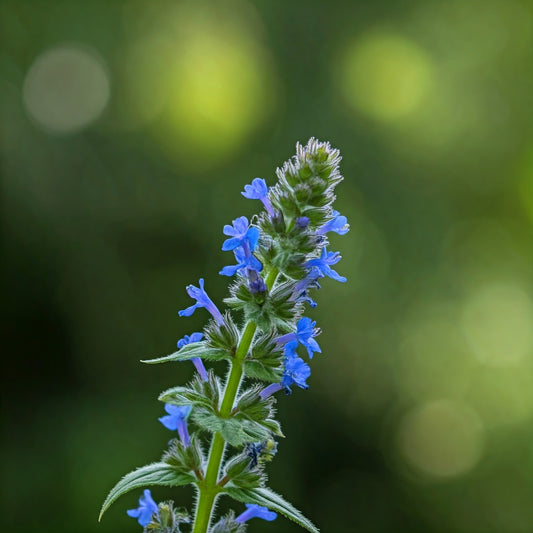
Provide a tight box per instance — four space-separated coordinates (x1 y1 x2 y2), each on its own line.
317 210 349 235
126 489 158 527
241 178 274 217
222 216 260 252
305 247 347 283
220 245 262 277
235 504 277 523
277 317 321 359
159 404 192 447
260 352 311 399
178 279 224 325
177 332 208 382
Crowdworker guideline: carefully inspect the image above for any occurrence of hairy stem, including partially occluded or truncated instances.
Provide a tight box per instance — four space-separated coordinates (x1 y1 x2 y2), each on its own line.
192 268 279 533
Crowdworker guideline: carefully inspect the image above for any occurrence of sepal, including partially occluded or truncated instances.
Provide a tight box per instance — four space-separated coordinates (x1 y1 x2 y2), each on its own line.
224 487 319 533
225 279 301 332
159 372 221 412
243 332 283 382
222 451 265 490
145 501 190 533
210 511 247 533
205 312 240 355
162 437 204 478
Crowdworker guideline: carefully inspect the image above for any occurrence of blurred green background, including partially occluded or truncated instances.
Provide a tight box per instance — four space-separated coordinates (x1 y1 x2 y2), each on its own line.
3 0 533 531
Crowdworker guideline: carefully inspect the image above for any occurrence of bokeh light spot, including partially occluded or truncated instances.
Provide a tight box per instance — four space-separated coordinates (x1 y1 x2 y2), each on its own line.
339 32 433 121
23 45 110 134
397 400 484 479
461 283 533 367
117 1 277 169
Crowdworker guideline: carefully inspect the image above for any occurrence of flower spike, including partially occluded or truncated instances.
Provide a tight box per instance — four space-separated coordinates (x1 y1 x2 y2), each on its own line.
100 139 348 533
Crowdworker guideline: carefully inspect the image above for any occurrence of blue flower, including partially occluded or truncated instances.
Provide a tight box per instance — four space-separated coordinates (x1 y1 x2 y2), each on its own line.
235 504 277 523
317 210 349 235
222 216 260 252
220 245 262 277
241 178 274 217
177 332 203 349
277 317 321 359
178 279 224 325
304 247 347 283
281 353 311 393
159 404 192 447
177 332 208 382
259 352 312 399
127 489 158 527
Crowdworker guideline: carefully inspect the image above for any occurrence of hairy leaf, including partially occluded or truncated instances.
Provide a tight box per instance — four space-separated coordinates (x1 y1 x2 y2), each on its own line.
142 342 229 364
225 487 319 533
99 462 195 521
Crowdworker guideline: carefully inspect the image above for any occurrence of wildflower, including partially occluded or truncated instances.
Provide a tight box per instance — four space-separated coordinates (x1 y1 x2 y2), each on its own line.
235 504 277 523
220 245 262 277
222 216 260 253
260 352 311 399
127 489 158 527
317 210 349 235
177 333 208 382
241 178 274 217
178 279 224 325
277 317 321 359
304 247 347 283
159 404 192 447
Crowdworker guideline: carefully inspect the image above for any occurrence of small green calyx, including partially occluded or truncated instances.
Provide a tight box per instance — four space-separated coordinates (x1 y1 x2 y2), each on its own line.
146 501 190 533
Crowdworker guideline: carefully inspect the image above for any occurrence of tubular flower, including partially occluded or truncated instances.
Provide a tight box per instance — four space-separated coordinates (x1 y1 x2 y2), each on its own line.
241 177 274 217
222 216 260 252
127 489 158 527
260 352 312 399
159 404 192 447
277 317 321 359
220 245 262 277
235 504 277 523
304 247 347 283
177 332 208 382
178 279 224 325
317 210 349 235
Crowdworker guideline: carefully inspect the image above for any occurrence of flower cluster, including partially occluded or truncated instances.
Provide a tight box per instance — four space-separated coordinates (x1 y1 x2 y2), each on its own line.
100 139 348 533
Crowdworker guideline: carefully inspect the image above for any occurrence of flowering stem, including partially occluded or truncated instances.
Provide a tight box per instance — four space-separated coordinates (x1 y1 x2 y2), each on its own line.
192 268 279 533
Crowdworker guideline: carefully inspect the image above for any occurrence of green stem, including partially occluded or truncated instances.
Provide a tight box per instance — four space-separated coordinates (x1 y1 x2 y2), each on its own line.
192 268 279 533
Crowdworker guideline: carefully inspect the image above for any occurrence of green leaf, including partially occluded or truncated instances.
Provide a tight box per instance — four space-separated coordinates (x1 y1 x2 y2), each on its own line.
192 409 272 446
225 487 319 533
159 372 221 412
141 342 229 364
99 462 195 521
